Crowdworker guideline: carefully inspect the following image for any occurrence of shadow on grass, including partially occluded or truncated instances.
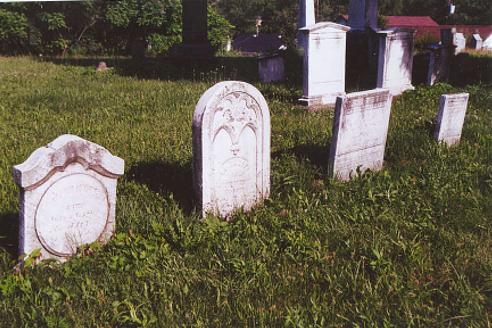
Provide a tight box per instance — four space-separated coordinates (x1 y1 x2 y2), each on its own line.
0 212 18 259
41 56 260 83
274 143 330 174
128 160 194 214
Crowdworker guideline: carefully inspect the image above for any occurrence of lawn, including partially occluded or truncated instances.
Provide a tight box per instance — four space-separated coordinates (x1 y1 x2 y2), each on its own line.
0 56 490 327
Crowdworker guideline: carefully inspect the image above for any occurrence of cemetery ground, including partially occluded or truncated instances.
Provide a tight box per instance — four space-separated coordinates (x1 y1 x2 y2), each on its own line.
0 56 490 327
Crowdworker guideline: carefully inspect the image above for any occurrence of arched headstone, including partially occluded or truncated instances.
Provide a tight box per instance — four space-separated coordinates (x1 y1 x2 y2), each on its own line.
13 135 124 261
193 82 271 219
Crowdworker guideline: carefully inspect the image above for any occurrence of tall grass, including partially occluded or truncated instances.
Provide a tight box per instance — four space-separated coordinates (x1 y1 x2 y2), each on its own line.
0 57 490 327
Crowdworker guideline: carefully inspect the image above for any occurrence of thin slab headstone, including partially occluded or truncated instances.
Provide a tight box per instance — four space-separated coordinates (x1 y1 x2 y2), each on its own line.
13 135 124 261
329 89 393 181
434 93 469 146
193 81 271 219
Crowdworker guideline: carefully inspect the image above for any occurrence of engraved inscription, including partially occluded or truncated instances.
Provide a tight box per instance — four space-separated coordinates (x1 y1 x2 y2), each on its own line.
35 173 109 256
211 92 259 216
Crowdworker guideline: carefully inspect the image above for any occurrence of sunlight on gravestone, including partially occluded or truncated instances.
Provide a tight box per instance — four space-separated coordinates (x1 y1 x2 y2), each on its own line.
434 93 470 147
13 135 124 262
329 89 393 181
193 81 271 219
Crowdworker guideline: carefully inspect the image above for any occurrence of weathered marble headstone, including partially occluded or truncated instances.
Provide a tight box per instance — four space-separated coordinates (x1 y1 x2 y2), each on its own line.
454 32 466 54
329 89 393 181
299 22 350 108
434 93 469 146
376 28 415 95
258 54 285 83
472 34 483 50
13 135 124 261
193 81 271 218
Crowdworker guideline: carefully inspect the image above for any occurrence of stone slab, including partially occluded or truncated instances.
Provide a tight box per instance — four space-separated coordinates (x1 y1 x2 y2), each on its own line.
376 29 415 96
329 89 393 180
300 22 350 107
193 81 271 219
13 135 124 262
434 93 469 146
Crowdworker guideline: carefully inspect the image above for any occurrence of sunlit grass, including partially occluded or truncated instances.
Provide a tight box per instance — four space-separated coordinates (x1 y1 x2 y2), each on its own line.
0 57 490 327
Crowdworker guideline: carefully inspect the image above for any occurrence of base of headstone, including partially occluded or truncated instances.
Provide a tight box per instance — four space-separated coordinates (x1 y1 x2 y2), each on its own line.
387 84 414 96
170 43 214 58
299 92 345 109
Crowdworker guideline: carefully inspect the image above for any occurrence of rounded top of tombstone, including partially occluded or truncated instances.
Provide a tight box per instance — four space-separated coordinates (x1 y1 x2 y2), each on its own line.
13 134 125 189
193 81 270 132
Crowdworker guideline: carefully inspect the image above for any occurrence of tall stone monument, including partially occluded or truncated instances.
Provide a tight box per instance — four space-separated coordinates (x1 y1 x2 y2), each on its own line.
298 0 315 29
176 0 213 57
299 22 350 108
13 135 124 261
193 81 271 219
348 0 378 31
298 0 316 48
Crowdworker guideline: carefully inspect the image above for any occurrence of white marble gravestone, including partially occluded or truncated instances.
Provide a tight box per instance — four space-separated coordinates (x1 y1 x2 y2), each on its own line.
13 135 124 261
376 29 415 96
299 22 350 107
329 89 393 181
454 33 466 54
193 81 271 218
434 93 469 146
472 34 483 50
258 54 285 83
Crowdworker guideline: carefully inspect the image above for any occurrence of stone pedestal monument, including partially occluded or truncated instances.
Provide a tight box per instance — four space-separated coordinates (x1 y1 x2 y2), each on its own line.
299 22 350 108
375 28 416 95
174 0 213 57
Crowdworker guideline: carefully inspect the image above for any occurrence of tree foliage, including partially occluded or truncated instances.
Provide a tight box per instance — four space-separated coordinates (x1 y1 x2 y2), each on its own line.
0 0 233 56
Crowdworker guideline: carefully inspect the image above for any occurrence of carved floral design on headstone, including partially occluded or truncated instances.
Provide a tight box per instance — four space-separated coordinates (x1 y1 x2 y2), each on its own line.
13 135 124 261
193 81 270 219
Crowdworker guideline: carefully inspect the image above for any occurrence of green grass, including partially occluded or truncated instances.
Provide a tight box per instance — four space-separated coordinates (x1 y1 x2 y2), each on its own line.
0 57 491 327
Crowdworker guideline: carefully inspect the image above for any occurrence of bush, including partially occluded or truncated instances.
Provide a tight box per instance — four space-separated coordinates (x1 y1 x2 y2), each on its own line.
0 8 28 54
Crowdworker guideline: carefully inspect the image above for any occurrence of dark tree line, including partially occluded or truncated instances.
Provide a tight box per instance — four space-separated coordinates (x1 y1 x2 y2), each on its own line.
0 0 490 55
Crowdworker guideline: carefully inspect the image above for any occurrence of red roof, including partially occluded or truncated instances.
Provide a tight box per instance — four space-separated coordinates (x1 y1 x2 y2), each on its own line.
386 16 439 27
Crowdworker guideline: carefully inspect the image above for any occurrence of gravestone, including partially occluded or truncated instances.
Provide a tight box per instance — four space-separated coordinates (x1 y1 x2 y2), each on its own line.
434 93 469 146
298 0 315 29
174 0 213 57
375 28 415 95
298 0 316 48
13 135 124 261
299 22 350 108
426 44 454 86
329 89 393 181
193 81 271 218
472 34 483 50
348 0 378 31
454 32 466 54
258 54 285 83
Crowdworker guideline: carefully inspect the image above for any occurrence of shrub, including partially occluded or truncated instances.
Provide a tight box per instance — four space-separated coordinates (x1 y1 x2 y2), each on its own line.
0 8 28 54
